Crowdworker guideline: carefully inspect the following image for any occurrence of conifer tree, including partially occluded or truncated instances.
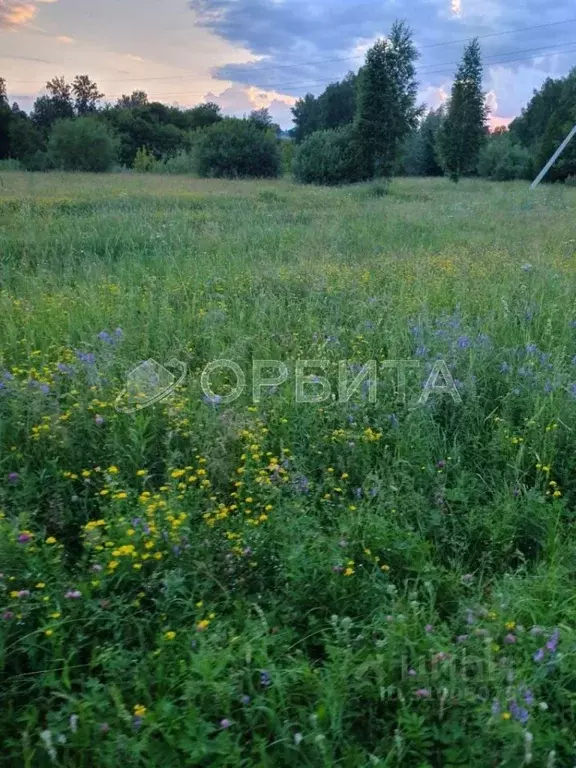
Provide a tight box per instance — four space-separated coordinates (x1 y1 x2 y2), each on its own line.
436 39 488 182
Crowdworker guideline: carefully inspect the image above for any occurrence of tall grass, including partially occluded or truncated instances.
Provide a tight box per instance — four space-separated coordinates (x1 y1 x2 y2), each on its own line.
1 172 576 766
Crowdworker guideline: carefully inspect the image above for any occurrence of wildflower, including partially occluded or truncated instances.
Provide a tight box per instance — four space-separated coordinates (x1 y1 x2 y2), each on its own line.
133 704 147 717
164 631 176 641
69 715 78 733
491 700 500 715
13 590 30 599
2 611 14 620
219 718 232 729
35 582 46 589
425 624 433 633
64 590 82 599
415 688 431 699
46 536 57 544
509 700 529 725
546 628 559 653
521 263 532 272
504 633 517 644
136 469 146 477
504 621 516 630
533 648 545 663
50 612 61 619
240 695 251 705
294 732 303 745
196 619 210 631
457 335 470 349
501 712 511 720
332 565 344 574
260 670 271 687
8 472 20 483
94 415 104 426
18 531 33 544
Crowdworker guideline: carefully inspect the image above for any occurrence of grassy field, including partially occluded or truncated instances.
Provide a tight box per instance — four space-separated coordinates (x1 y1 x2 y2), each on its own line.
1 171 576 766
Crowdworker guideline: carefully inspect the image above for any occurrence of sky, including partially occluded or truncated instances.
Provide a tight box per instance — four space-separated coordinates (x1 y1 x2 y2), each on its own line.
1 0 576 129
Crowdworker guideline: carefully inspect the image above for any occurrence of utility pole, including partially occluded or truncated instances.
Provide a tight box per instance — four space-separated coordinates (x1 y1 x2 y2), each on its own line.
530 124 576 190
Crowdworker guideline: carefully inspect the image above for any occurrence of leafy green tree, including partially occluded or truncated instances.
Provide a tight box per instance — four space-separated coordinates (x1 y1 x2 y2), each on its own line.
436 39 488 182
290 93 321 143
477 130 532 180
317 73 357 130
32 77 74 134
72 75 104 115
355 21 422 178
195 118 281 178
8 110 43 165
48 116 118 171
116 91 149 109
293 125 371 185
185 102 222 129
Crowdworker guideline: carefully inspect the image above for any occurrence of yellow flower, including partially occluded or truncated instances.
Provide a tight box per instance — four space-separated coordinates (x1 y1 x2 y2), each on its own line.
107 465 119 474
195 601 203 608
501 712 511 720
136 470 146 477
153 552 163 560
35 582 46 589
171 469 185 479
108 560 119 570
196 619 210 631
46 536 57 545
344 567 354 577
133 704 147 717
44 629 53 637
164 631 176 641
504 621 516 631
380 564 390 572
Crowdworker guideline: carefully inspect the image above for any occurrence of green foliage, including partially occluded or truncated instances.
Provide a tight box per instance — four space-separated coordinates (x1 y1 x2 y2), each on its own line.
401 108 444 176
436 39 488 182
195 118 281 179
355 21 422 178
510 69 576 182
72 74 104 115
477 131 533 180
47 117 118 172
132 146 158 173
293 125 371 185
280 140 295 176
155 149 197 175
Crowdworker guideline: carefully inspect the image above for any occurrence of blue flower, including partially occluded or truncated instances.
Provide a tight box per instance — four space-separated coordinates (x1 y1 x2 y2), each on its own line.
457 336 470 349
500 362 511 374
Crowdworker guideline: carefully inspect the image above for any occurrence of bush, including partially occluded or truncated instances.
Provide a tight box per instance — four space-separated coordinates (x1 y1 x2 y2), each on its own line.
293 126 371 186
280 140 295 176
0 158 22 171
155 149 197 175
132 146 157 173
48 116 118 172
477 133 532 181
195 118 281 179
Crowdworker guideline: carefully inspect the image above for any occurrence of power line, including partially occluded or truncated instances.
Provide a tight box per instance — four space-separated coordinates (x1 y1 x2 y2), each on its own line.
7 15 576 87
100 43 576 100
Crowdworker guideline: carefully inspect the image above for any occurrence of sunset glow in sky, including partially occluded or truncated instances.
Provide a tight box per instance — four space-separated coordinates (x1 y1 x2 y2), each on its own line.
1 0 575 129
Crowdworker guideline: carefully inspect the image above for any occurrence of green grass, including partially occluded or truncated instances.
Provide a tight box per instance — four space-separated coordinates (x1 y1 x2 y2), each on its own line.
1 171 576 766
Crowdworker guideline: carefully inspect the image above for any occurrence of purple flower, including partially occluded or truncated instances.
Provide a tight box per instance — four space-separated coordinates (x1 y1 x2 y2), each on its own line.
457 336 470 349
76 351 96 366
94 415 104 426
533 648 545 663
132 716 142 731
242 547 253 557
504 633 517 645
2 611 14 620
98 331 114 344
509 700 529 725
425 624 433 633
219 718 232 729
436 460 446 470
260 670 271 687
408 668 417 676
18 533 32 544
546 628 559 653
415 688 431 699
240 695 251 705
491 700 501 715
8 472 19 484
530 626 544 636
332 565 343 574
522 688 534 706
525 343 538 354
115 328 123 340
16 590 30 599
64 590 82 600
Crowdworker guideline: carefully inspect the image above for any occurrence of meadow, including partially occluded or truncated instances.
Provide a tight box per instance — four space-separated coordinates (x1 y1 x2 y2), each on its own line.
1 171 576 766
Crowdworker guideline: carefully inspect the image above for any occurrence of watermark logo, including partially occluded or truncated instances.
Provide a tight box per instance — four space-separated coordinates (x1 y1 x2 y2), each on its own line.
115 358 187 414
116 357 462 413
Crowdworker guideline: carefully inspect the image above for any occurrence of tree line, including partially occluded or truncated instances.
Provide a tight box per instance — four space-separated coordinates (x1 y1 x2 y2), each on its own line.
1 21 575 183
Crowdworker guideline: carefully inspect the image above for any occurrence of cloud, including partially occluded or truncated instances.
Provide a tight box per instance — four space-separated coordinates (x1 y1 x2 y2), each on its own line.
56 34 74 43
125 54 144 62
0 0 58 29
204 83 296 126
189 0 576 124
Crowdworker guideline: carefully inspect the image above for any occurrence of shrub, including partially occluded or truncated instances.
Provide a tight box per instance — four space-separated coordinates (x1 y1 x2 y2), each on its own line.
155 149 197 175
132 146 157 173
293 126 371 185
0 158 22 171
47 117 118 172
195 118 281 179
280 140 295 176
477 133 532 181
